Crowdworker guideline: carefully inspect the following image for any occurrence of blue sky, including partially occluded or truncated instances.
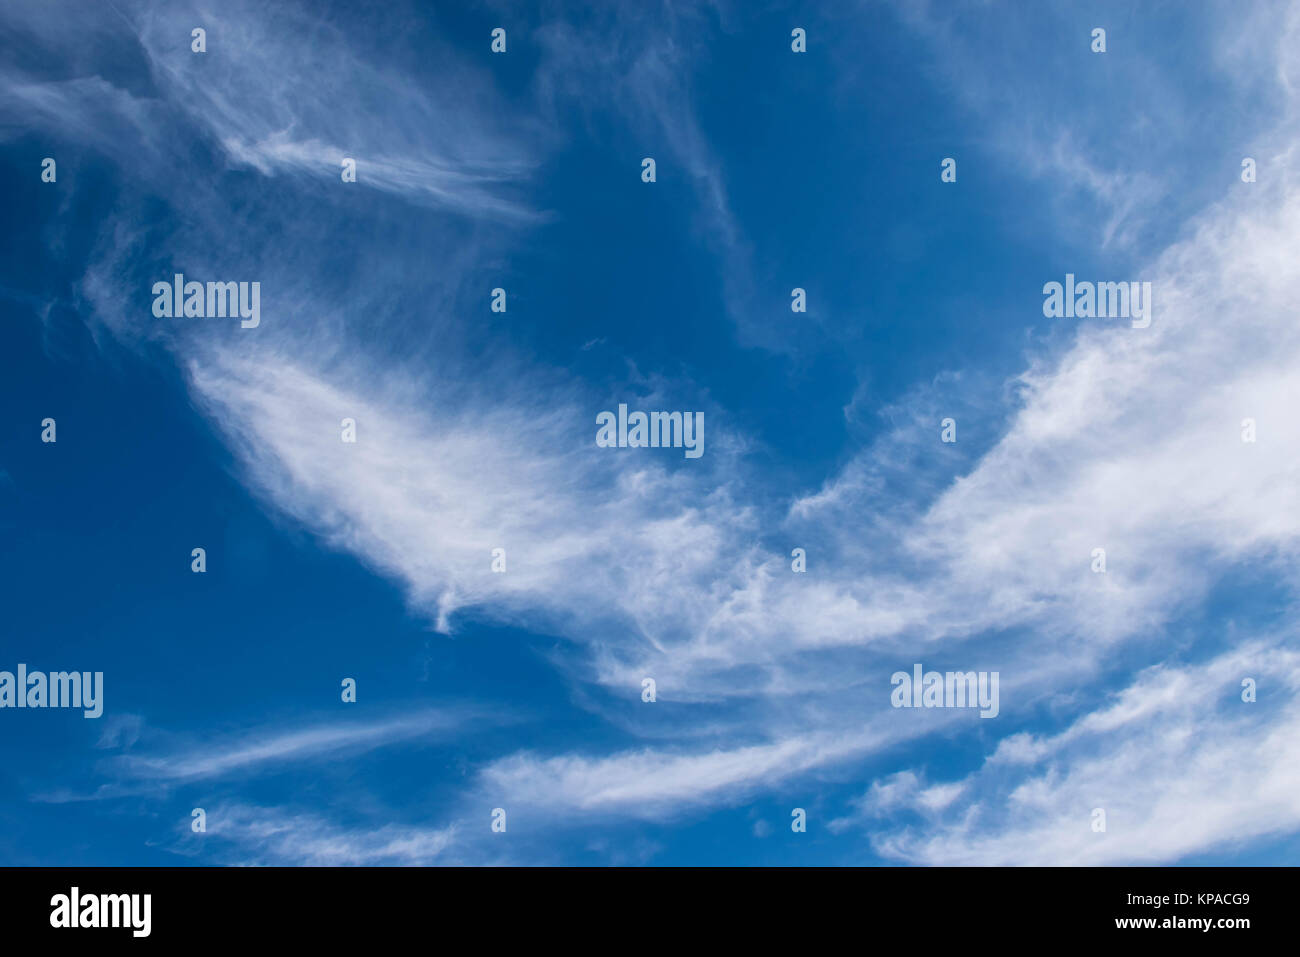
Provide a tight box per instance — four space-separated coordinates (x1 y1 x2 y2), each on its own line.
2 0 1300 865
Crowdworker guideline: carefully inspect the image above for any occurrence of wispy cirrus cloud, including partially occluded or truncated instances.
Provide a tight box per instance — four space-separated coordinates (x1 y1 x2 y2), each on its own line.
886 0 1286 252
129 0 541 220
177 803 460 866
32 707 498 803
853 638 1300 865
111 708 485 783
182 43 1300 848
7 0 1300 866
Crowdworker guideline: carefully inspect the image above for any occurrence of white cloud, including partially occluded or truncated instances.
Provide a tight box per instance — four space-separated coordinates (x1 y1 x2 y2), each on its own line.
865 639 1300 864
188 804 459 866
129 0 540 220
112 709 487 783
179 7 1300 844
8 0 1300 862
